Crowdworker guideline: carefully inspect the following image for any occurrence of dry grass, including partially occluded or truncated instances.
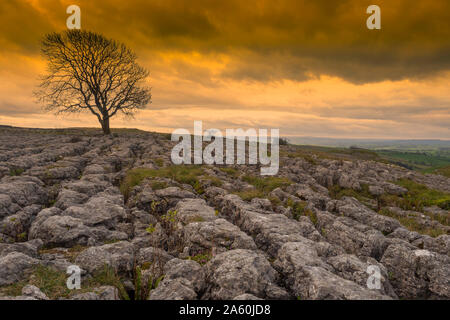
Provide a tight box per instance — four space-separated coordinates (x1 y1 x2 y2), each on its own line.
378 208 446 237
120 165 204 199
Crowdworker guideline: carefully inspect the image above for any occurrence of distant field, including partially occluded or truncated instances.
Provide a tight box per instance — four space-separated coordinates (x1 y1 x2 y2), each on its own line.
288 144 450 177
376 149 450 175
287 137 450 177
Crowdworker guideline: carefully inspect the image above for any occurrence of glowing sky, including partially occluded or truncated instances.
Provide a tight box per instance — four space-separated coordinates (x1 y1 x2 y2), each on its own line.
0 0 449 139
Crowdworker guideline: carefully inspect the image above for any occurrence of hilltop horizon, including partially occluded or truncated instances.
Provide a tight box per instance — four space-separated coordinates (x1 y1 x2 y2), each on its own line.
1 124 450 144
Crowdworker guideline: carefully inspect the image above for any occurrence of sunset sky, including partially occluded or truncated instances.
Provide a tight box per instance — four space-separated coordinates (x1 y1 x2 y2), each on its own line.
0 0 449 139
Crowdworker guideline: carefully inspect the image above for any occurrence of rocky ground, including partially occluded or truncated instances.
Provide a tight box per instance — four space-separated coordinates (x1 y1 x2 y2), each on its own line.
0 127 448 300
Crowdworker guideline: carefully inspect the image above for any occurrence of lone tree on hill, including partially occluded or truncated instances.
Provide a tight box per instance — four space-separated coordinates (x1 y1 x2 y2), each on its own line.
35 30 151 134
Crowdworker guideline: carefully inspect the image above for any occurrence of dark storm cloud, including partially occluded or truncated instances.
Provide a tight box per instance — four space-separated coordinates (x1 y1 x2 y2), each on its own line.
1 0 450 83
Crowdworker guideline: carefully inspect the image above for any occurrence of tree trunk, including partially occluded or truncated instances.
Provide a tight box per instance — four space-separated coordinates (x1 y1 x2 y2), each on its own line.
100 116 111 135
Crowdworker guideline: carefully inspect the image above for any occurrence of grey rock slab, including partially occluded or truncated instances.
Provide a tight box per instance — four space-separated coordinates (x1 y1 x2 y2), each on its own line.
21 285 49 300
0 252 39 286
182 218 257 255
74 241 135 275
54 189 89 210
0 239 43 258
148 278 197 300
203 249 289 300
381 243 450 299
174 198 218 225
162 258 205 293
327 254 397 298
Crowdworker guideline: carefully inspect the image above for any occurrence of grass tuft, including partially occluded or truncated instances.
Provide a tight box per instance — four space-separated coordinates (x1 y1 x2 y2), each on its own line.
234 175 291 201
9 168 24 176
0 265 72 299
219 167 239 177
88 265 130 300
120 165 204 199
242 175 292 193
286 198 318 225
234 189 265 201
434 166 450 178
186 252 213 266
393 179 450 211
378 208 446 237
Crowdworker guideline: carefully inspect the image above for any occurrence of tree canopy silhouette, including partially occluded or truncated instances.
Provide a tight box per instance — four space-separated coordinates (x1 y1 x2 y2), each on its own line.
35 30 151 134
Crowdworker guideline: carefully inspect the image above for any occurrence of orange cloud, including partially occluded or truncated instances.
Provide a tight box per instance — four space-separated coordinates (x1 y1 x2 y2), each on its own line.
0 0 449 139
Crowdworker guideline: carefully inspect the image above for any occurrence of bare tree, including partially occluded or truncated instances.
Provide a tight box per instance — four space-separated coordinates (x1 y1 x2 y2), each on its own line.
35 30 151 134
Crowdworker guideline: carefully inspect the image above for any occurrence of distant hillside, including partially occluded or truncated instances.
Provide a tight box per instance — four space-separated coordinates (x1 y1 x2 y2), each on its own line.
287 136 450 150
285 137 450 177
